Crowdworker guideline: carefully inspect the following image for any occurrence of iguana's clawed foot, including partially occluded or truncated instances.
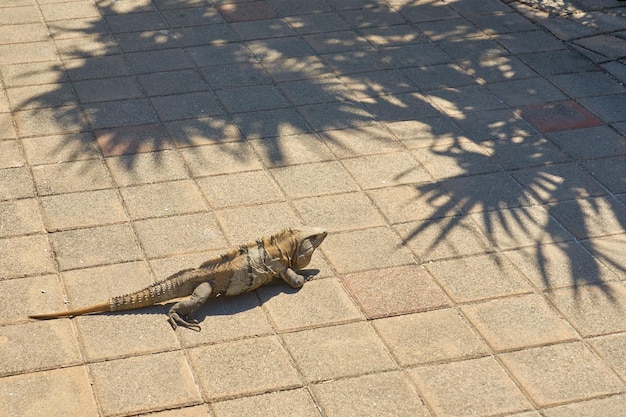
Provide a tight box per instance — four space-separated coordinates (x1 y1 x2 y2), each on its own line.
168 313 201 332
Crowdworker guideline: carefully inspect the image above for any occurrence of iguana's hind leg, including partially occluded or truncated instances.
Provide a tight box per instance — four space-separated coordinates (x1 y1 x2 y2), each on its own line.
168 282 212 331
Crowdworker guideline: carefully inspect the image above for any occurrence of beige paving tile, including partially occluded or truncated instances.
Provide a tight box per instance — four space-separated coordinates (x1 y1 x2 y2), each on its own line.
322 227 415 273
14 105 87 137
411 141 499 180
311 371 430 417
0 113 17 140
499 342 624 407
0 366 98 417
397 215 494 262
90 351 202 417
212 389 319 417
39 0 100 21
0 167 34 200
0 22 50 44
0 199 45 238
106 150 189 186
548 197 626 239
0 320 81 377
0 234 57 279
0 61 67 87
60 262 154 308
135 406 211 417
319 125 404 158
32 159 112 195
282 322 396 382
461 294 577 351
583 234 626 281
21 133 100 165
50 224 143 270
76 311 180 362
589 333 626 381
188 336 301 401
0 275 63 325
250 133 334 168
7 83 77 111
547 282 626 337
470 205 574 250
342 151 431 189
341 265 450 319
294 192 385 232
258 277 362 331
425 253 532 302
373 309 488 366
216 202 300 244
41 189 127 231
0 41 58 66
506 241 617 290
0 140 24 168
198 170 283 208
541 395 626 417
270 161 359 198
176 292 274 348
409 357 531 416
367 183 459 224
120 180 207 219
134 213 226 258
180 142 263 177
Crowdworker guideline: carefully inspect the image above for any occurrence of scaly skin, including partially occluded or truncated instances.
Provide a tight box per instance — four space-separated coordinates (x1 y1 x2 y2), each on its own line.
29 227 327 331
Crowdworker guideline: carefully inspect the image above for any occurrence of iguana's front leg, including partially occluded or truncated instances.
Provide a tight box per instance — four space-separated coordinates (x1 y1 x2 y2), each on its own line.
278 265 306 288
168 282 212 331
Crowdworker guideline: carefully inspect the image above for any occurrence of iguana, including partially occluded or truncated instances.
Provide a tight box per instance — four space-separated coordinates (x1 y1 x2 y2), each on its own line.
30 227 327 331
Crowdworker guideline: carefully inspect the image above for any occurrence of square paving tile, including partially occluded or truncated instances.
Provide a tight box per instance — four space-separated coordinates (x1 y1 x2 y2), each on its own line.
0 199 45 238
506 241 616 290
548 196 626 239
409 357 530 416
425 253 532 302
134 213 226 258
499 342 624 407
270 161 359 198
213 388 319 417
90 351 201 416
395 216 494 262
515 100 603 133
106 150 189 186
0 320 81 378
294 192 385 232
311 372 430 417
342 151 430 189
281 322 396 382
461 294 578 351
0 367 98 417
0 275 62 325
547 282 626 337
49 224 143 270
188 336 301 401
40 190 127 231
372 309 488 366
0 167 34 201
0 235 56 279
322 227 415 273
258 278 362 331
198 170 283 208
341 265 450 319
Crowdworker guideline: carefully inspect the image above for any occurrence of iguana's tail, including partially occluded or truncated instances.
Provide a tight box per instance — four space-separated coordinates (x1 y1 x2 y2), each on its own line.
29 301 111 319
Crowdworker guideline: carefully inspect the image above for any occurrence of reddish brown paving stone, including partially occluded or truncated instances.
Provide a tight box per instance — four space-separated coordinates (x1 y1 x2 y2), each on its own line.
515 100 602 133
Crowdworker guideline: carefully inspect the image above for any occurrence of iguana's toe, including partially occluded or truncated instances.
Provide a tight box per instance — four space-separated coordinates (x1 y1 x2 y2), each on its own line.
168 313 201 331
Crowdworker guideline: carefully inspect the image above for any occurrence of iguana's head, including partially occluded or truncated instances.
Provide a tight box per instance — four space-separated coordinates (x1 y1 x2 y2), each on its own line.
290 227 327 271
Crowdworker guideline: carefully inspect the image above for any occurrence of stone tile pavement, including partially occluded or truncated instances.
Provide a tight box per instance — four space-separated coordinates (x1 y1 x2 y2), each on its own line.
1 0 626 415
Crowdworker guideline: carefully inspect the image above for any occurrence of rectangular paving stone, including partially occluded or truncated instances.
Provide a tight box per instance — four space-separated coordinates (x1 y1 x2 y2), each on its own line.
138 70 210 97
548 196 626 239
95 123 173 157
580 93 626 123
454 108 537 142
39 1 100 21
7 83 77 111
0 113 16 140
294 192 385 232
284 13 349 35
394 216 493 262
21 133 100 165
55 35 119 59
64 55 130 81
583 234 626 281
425 253 532 303
134 213 226 258
0 199 45 238
589 333 626 382
484 136 570 170
322 227 415 273
217 84 290 113
90 351 202 416
303 30 370 54
74 76 143 103
0 22 49 43
548 282 626 337
1 61 67 87
106 150 189 186
32 159 112 195
180 142 263 177
120 180 207 219
15 106 88 137
197 170 282 208
271 161 359 198
373 309 488 366
166 117 243 148
188 336 301 401
0 41 58 65
281 322 396 382
216 202 300 244
516 100 603 133
85 99 159 129
0 141 23 169
584 156 626 194
231 18 295 40
212 389 319 417
546 125 626 160
341 265 450 319
542 395 626 417
409 357 530 416
49 224 143 270
318 125 403 158
462 294 578 351
250 133 334 168
258 277 362 331
40 190 127 232
0 367 98 417
342 151 430 189
499 342 624 407
298 100 376 131
311 371 431 417
0 275 62 325
126 49 194 74
487 77 568 107
0 235 56 279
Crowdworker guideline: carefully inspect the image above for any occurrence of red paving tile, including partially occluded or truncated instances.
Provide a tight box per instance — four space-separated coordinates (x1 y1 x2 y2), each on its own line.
515 100 602 133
